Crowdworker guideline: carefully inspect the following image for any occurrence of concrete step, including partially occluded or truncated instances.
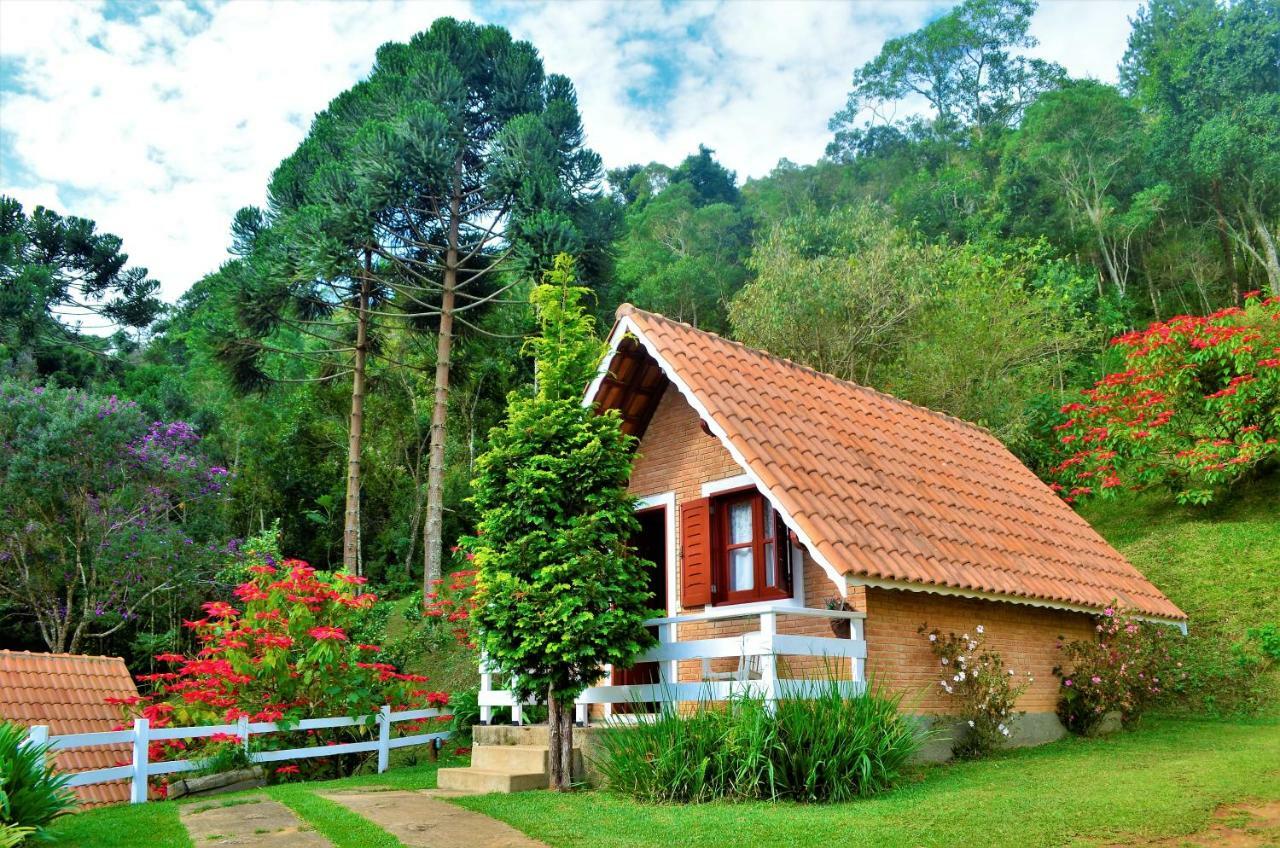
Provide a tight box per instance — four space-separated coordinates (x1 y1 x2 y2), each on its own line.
436 766 547 794
470 744 584 775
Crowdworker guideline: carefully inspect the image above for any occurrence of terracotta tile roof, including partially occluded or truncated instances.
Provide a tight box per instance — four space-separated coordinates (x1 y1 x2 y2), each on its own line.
0 650 139 806
605 305 1185 621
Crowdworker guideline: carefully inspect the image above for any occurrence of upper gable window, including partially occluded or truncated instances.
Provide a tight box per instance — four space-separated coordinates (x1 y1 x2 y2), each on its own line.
714 490 791 604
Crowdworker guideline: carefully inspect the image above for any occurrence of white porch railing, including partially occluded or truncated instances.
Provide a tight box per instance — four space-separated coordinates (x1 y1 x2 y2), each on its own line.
21 706 449 804
478 604 866 724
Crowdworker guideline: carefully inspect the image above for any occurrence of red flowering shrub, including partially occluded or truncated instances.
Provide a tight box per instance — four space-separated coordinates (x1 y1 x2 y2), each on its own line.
113 558 448 779
1050 292 1280 504
1053 605 1179 735
423 562 477 649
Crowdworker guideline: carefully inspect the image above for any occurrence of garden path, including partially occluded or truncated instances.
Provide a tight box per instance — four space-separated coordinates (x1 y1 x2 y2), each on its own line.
179 795 330 847
322 788 549 848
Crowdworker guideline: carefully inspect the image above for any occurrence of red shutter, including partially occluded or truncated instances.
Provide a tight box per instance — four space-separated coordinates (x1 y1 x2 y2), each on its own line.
680 497 713 608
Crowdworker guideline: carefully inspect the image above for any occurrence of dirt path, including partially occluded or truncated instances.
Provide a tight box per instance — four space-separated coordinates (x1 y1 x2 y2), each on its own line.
323 788 548 848
1110 799 1280 847
179 795 330 847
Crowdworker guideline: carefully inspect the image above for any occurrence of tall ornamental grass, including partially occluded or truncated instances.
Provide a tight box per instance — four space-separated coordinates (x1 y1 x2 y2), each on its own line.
594 675 923 803
0 722 76 843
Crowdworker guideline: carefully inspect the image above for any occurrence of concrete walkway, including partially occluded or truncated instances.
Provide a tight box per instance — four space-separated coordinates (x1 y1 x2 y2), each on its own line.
322 788 549 848
179 795 329 847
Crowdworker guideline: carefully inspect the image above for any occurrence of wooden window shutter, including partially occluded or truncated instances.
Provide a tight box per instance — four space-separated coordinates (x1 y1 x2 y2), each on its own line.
680 497 713 607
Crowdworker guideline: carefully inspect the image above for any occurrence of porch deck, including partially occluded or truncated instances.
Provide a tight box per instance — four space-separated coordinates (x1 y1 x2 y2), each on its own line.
477 603 867 724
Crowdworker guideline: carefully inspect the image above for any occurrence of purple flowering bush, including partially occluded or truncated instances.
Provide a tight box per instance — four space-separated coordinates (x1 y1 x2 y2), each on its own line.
1053 604 1179 735
0 381 230 653
919 623 1033 759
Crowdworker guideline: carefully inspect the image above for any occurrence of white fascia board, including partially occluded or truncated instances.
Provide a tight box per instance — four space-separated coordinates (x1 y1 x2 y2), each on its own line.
846 573 1188 630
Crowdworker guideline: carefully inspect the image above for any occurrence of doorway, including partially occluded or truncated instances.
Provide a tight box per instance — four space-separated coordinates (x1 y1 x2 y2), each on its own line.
612 505 668 710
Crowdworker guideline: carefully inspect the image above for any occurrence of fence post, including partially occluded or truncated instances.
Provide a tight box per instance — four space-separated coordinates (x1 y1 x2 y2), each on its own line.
479 652 493 725
760 612 779 708
377 705 391 774
849 616 864 685
23 725 49 771
237 714 251 760
130 718 150 804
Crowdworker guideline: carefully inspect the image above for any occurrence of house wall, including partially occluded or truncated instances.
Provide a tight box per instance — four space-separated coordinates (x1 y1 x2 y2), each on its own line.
626 386 854 681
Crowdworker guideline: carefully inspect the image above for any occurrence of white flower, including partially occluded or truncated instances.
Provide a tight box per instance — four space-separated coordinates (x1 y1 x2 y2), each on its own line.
1008 669 1015 676
968 641 978 652
962 633 969 641
941 658 949 665
929 633 937 642
1001 728 1010 737
967 720 975 727
976 625 984 634
956 671 966 681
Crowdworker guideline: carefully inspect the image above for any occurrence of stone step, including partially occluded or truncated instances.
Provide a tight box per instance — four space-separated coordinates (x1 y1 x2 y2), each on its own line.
470 744 584 775
436 766 547 794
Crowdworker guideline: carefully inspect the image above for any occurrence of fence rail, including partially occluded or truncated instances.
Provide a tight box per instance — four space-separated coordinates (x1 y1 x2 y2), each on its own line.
22 706 450 804
479 602 867 724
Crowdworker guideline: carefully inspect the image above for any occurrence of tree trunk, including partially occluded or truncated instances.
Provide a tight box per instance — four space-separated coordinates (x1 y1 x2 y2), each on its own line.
1250 207 1280 297
343 251 372 574
546 688 575 792
424 160 463 598
1211 182 1239 301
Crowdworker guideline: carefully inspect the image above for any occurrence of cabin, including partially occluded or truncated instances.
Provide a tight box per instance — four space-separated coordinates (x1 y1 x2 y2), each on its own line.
473 304 1185 754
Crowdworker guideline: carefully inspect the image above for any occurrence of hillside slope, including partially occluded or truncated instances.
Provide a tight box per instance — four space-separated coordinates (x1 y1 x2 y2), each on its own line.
1082 473 1280 713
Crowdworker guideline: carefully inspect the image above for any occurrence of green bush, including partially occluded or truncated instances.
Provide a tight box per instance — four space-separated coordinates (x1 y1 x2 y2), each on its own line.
0 722 76 841
593 676 923 803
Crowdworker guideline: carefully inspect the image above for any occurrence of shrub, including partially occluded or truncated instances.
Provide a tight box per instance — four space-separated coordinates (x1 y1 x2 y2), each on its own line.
1053 605 1178 734
114 556 449 782
1050 291 1280 505
594 676 922 803
920 624 1032 758
0 722 76 841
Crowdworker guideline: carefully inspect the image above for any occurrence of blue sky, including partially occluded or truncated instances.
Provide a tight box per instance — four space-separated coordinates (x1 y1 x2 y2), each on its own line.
0 0 1140 303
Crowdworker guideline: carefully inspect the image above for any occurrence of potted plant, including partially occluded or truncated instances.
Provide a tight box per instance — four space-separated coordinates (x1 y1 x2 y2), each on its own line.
825 597 854 638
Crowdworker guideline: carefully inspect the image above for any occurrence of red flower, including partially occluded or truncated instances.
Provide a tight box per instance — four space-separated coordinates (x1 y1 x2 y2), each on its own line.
275 765 300 775
356 644 381 652
309 626 347 642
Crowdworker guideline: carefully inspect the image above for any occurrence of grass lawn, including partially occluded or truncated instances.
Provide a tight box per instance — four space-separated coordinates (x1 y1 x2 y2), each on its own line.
461 718 1280 848
43 718 1280 848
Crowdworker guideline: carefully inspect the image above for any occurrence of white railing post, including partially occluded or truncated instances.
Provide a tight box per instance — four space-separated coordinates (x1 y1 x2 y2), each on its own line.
849 616 864 684
376 705 391 773
760 611 779 708
511 685 523 726
237 714 250 758
23 725 48 771
575 700 588 726
130 718 150 804
479 652 493 725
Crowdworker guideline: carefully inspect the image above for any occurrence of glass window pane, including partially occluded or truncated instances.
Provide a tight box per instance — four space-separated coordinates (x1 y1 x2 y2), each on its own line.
730 548 754 591
729 502 753 544
764 542 776 586
763 501 775 539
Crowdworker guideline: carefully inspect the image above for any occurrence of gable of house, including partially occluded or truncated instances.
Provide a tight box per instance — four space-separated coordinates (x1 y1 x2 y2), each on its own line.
590 304 1185 623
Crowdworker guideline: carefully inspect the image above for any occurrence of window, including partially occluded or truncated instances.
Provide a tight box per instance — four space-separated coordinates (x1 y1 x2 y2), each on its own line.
713 490 790 604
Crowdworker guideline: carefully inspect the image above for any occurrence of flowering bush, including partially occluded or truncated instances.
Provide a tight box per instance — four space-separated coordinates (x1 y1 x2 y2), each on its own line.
1053 605 1178 735
919 624 1032 759
1050 291 1280 505
112 556 448 783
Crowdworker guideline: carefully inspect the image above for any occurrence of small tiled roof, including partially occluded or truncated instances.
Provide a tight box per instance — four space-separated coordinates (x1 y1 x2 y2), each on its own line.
0 650 139 806
604 305 1185 621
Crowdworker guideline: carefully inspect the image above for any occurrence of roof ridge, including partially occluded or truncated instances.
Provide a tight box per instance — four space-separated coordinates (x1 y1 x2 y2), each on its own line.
622 304 998 439
0 649 125 662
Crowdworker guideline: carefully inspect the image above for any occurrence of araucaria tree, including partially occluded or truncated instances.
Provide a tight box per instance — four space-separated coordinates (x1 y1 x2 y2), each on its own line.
228 18 601 578
467 256 653 791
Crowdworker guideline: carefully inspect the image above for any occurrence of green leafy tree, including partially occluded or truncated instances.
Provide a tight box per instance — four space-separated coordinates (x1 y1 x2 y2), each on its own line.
729 205 936 383
1122 0 1280 295
828 0 1064 152
468 256 653 791
0 196 162 381
228 18 602 581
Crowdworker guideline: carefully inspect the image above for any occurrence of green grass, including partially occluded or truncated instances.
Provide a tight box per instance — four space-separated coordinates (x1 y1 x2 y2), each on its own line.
459 717 1280 848
1081 473 1280 711
42 800 193 848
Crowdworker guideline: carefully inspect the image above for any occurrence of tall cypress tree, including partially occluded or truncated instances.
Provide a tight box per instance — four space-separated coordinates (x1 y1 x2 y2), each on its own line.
225 19 602 575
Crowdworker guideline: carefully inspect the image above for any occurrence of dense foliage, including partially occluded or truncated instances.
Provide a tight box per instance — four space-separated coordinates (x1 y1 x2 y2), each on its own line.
920 624 1032 758
0 722 75 843
467 257 653 788
0 381 228 653
1053 606 1179 734
1051 292 1280 504
595 681 922 803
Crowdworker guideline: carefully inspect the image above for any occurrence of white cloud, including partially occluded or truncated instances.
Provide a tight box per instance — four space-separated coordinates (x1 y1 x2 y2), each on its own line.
0 0 1140 304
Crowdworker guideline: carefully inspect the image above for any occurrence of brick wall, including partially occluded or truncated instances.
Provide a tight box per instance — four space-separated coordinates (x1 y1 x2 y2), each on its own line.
863 587 1096 713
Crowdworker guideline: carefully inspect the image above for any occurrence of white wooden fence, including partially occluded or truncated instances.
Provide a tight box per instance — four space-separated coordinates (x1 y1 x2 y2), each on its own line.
479 603 868 724
23 706 450 804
